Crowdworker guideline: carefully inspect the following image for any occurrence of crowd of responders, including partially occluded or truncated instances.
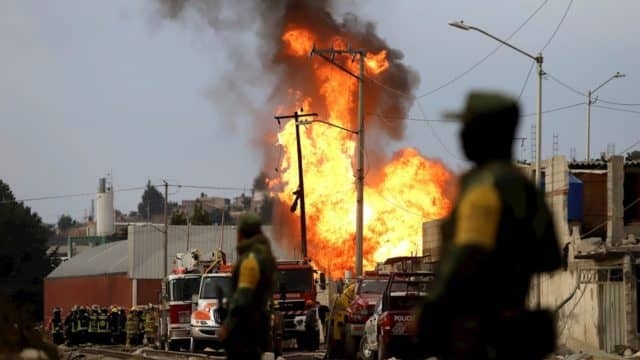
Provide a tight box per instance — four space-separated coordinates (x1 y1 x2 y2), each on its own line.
48 304 160 347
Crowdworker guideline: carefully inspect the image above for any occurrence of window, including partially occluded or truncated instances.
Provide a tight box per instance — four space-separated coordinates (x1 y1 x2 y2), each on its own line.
358 279 388 295
169 276 201 302
200 277 232 299
274 269 313 293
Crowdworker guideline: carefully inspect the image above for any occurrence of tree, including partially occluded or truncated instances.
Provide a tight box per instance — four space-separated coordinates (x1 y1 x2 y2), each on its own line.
0 179 59 356
190 200 212 225
137 180 165 220
170 208 188 225
57 214 75 232
626 151 640 161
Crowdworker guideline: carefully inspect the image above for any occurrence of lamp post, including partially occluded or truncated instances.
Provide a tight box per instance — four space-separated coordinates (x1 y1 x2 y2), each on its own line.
448 20 544 188
449 20 545 309
586 72 625 161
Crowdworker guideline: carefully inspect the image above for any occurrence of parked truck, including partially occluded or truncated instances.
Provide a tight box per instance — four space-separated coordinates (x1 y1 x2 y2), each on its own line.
159 251 203 351
272 259 327 350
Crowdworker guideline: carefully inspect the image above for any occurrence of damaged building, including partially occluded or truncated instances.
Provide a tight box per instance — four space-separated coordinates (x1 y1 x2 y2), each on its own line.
423 155 640 354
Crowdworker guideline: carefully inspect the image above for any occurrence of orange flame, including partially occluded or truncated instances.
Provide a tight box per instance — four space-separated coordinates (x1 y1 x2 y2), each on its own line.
272 27 454 278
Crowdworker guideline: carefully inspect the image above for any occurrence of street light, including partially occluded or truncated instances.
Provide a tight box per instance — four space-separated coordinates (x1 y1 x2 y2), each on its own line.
449 20 545 310
448 20 544 188
586 72 626 160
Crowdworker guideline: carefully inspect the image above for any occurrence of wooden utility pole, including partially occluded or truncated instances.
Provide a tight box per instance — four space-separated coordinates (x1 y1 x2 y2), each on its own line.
274 110 318 259
310 45 366 277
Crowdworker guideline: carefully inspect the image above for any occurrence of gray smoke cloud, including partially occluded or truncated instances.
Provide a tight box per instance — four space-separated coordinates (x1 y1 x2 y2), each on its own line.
154 0 422 254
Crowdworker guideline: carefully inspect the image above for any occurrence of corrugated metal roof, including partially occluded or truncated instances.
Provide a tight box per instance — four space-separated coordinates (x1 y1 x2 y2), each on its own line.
129 225 291 279
47 240 128 279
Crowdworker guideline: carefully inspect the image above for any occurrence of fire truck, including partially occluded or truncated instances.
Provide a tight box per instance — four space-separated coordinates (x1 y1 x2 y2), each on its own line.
158 251 203 351
272 258 326 350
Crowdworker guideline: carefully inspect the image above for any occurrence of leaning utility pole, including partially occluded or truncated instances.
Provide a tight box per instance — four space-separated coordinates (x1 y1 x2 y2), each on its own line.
274 110 319 259
311 44 365 277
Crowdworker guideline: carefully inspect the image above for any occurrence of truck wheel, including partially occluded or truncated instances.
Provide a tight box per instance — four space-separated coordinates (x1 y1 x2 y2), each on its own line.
359 336 375 360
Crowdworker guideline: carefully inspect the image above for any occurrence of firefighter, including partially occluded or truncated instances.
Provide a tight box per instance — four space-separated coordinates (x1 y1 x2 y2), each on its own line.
50 307 65 345
137 308 146 345
64 307 75 346
118 308 128 344
327 280 356 357
77 306 90 345
97 306 110 344
126 307 141 347
303 300 319 351
88 305 99 344
413 91 561 360
218 213 277 360
108 306 121 345
143 304 158 347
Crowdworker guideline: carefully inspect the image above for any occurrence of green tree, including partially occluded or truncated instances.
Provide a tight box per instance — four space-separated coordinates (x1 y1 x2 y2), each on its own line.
170 208 188 225
57 214 75 232
0 179 59 357
190 200 212 225
137 180 165 220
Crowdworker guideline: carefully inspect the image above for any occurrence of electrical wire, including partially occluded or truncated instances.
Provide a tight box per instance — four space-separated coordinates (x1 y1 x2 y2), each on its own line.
592 104 640 115
0 186 146 204
596 98 640 107
415 0 550 99
521 102 585 117
539 0 574 52
518 61 536 99
545 72 587 97
415 100 465 162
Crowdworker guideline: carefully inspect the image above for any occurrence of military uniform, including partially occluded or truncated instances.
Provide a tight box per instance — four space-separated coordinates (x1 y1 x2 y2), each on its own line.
222 213 276 360
414 91 561 360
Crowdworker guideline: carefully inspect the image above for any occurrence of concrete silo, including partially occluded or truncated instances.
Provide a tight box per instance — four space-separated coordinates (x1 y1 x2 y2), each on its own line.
96 177 115 236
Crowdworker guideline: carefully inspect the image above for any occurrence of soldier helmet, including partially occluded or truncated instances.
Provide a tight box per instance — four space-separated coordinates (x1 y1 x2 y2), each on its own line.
237 212 263 239
443 90 519 126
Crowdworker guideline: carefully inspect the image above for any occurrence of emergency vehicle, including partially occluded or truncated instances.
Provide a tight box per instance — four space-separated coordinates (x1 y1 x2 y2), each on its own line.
189 264 233 353
273 258 326 349
159 251 202 351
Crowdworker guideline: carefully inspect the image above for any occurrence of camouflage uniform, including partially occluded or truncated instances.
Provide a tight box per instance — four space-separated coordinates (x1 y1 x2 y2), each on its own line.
222 213 276 360
414 91 562 360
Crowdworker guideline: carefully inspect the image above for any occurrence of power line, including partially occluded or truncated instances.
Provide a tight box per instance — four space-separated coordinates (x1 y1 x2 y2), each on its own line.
592 104 640 115
539 0 574 52
415 100 465 162
0 186 146 204
546 72 587 97
415 0 550 99
518 61 536 99
597 98 640 107
521 102 585 117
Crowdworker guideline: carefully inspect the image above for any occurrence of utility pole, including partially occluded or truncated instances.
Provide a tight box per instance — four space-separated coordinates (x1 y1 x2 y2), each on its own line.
310 45 366 277
163 180 168 278
274 110 318 259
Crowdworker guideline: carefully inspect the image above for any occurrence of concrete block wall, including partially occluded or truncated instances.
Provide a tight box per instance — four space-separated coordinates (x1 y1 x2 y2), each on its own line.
607 156 625 246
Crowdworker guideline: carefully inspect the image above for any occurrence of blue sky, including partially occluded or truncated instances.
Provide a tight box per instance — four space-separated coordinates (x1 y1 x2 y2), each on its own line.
2 0 639 224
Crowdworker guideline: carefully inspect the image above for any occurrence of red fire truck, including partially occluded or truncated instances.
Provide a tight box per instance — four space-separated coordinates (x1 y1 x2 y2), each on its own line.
273 258 326 350
159 251 203 351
